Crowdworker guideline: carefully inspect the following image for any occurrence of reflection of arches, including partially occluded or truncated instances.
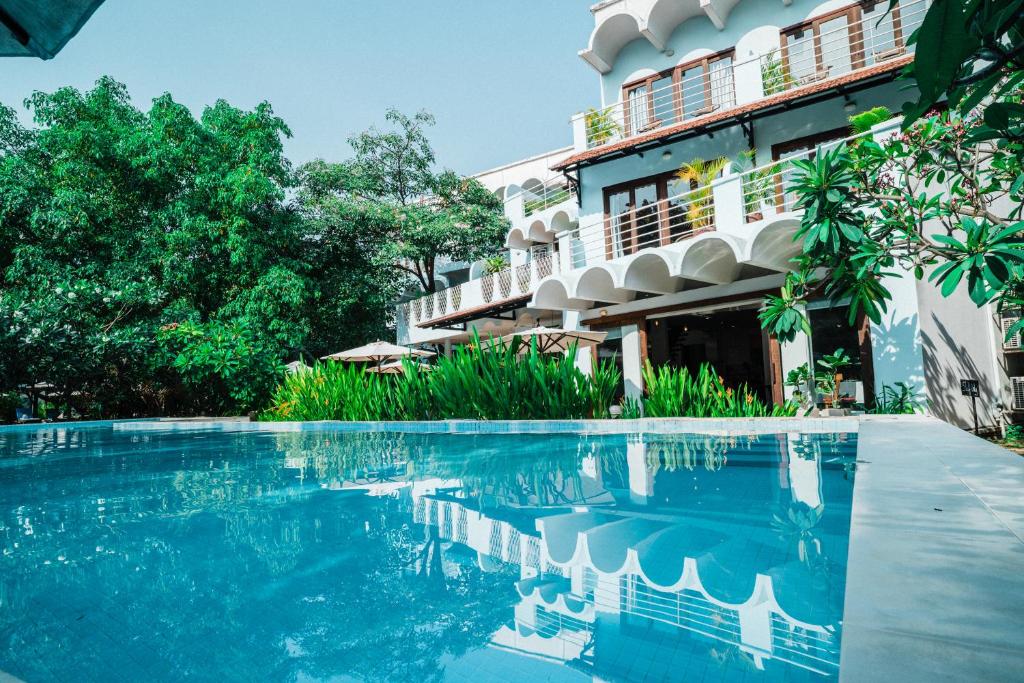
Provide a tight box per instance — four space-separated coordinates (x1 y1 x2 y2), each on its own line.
746 218 801 272
621 251 680 294
572 265 632 304
679 235 743 284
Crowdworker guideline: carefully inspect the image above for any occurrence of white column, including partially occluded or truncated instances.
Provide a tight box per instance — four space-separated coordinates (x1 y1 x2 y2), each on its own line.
564 310 594 377
779 312 813 402
571 112 588 152
870 266 927 404
712 171 745 237
622 323 644 399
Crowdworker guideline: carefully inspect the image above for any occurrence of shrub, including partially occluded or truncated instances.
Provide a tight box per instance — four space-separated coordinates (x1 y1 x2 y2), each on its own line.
263 333 621 421
868 382 924 414
641 361 797 418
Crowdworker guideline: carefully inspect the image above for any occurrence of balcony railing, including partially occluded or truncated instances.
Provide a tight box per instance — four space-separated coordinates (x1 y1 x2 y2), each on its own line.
577 0 927 151
400 252 559 329
502 179 576 223
563 128 873 272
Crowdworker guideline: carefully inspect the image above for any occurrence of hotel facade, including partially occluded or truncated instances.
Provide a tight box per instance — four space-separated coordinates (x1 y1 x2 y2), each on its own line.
396 0 1013 431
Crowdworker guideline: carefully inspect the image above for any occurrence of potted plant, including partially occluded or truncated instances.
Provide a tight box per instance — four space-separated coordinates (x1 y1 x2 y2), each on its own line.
815 348 853 416
676 157 728 234
760 49 793 96
785 363 814 413
584 107 622 147
731 150 782 222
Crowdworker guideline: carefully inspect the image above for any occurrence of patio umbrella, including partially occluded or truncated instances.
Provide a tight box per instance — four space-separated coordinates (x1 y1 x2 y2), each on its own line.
501 326 608 354
1 0 107 59
321 340 435 364
365 359 433 375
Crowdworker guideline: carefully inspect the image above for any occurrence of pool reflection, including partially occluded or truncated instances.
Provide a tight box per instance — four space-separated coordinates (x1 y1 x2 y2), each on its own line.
0 427 856 682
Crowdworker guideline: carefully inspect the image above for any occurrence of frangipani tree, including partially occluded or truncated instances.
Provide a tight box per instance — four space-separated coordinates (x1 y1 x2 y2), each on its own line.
759 0 1024 343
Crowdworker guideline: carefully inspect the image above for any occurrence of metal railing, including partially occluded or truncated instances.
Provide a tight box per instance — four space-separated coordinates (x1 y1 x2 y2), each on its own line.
580 0 927 150
562 126 876 273
403 253 559 326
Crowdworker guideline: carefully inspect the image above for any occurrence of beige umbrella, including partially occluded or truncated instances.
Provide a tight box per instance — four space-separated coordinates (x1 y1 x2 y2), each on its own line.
365 359 433 374
321 340 435 364
501 326 608 354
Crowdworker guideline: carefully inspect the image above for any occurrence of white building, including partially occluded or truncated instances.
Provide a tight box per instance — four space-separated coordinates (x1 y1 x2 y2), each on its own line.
396 0 1012 431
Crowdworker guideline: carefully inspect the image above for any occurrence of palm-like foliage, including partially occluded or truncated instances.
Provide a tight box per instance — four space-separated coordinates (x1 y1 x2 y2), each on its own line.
641 361 797 418
675 157 728 231
263 332 621 421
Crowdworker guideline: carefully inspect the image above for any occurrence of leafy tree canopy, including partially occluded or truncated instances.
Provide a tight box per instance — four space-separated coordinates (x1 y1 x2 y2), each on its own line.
761 1 1024 344
0 79 459 417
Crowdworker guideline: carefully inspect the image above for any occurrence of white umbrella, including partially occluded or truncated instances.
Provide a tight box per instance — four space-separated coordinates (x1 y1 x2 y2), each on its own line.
501 326 608 354
321 340 435 364
365 359 433 375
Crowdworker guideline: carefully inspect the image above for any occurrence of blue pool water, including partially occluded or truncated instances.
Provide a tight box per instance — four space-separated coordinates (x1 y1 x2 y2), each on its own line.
0 424 858 682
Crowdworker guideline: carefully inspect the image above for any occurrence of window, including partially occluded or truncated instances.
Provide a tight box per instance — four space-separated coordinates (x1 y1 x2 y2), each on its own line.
603 167 724 258
621 50 735 137
780 1 922 86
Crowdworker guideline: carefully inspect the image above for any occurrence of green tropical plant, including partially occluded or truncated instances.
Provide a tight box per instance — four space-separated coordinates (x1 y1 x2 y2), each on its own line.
815 348 853 407
849 106 894 134
482 254 510 274
785 363 813 408
0 390 19 423
619 395 643 419
263 332 621 421
675 157 729 231
640 361 797 418
584 107 622 146
732 149 782 219
760 49 793 96
1005 423 1024 445
869 382 924 414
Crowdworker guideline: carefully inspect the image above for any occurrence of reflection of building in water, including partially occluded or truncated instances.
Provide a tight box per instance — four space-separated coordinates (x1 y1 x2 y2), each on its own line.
407 432 853 680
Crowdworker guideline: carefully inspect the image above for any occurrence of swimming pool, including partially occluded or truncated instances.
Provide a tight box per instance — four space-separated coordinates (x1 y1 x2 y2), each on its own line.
0 423 858 682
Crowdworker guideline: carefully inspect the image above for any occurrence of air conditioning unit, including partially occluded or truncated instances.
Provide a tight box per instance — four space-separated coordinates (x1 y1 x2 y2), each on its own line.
1012 377 1024 412
1002 310 1022 350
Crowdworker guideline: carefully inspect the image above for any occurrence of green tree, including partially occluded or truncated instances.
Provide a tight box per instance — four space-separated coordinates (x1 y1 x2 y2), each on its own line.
0 78 309 415
316 109 508 293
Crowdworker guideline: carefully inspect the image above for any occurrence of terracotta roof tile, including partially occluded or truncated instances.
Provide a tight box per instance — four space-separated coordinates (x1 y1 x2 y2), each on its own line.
553 56 913 171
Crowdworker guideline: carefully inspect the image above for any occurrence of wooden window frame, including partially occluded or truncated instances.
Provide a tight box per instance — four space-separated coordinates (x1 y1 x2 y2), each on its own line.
779 1 917 85
780 2 866 85
601 165 723 259
621 48 735 137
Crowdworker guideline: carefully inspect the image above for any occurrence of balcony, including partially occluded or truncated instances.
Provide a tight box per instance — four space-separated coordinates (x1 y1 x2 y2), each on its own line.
566 0 926 160
397 252 560 344
533 125 888 310
504 179 578 249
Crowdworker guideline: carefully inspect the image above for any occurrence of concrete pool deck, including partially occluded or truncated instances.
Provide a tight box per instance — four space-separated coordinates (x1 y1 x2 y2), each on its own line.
2 414 1022 680
841 417 1024 683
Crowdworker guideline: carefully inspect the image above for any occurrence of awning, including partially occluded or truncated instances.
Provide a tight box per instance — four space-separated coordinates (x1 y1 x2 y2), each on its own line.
1 0 106 59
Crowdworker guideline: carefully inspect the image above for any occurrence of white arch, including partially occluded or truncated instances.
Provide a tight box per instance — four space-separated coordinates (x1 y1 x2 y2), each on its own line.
528 219 555 244
646 0 707 48
571 265 632 304
678 234 745 284
532 277 592 311
580 12 644 74
506 227 532 250
550 209 576 234
620 251 681 294
744 217 802 272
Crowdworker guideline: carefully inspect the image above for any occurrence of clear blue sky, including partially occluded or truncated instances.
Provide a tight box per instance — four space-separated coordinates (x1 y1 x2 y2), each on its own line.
0 1 597 174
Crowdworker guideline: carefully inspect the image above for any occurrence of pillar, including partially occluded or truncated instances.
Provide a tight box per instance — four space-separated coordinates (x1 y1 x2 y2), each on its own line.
622 323 644 399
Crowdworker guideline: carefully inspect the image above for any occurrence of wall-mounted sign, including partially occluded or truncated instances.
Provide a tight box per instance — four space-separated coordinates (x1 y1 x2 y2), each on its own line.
960 379 980 398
